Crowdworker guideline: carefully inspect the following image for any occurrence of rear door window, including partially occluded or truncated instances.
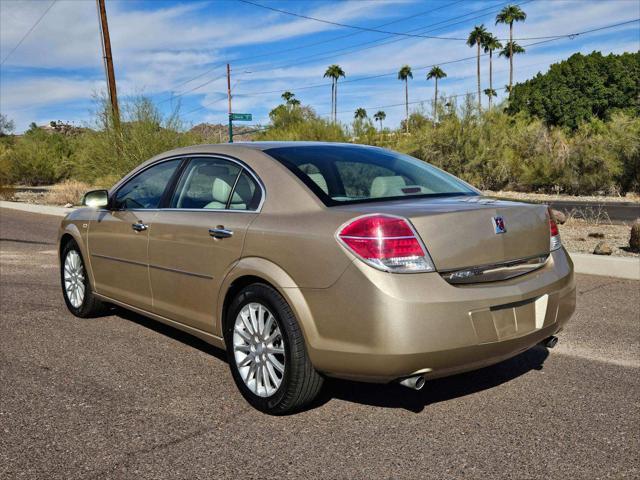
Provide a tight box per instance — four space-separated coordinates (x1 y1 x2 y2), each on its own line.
170 158 261 211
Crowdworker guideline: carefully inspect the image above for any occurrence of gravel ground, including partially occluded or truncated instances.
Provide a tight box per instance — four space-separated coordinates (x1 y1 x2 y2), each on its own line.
1 208 639 480
559 219 639 257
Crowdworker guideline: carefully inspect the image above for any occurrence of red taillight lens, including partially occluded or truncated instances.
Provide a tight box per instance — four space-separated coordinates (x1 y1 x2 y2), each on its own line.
337 214 434 272
548 208 562 251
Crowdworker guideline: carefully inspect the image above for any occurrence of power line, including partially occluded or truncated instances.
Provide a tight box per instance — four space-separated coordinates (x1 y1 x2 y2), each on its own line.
237 0 593 42
242 0 522 76
1 0 57 66
233 18 640 99
181 18 639 120
156 0 467 101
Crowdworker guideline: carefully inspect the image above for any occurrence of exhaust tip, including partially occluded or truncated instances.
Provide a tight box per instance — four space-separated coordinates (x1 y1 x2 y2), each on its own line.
399 375 426 391
545 335 559 349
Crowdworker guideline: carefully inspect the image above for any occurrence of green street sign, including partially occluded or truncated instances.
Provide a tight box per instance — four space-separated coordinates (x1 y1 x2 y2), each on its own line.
230 113 252 121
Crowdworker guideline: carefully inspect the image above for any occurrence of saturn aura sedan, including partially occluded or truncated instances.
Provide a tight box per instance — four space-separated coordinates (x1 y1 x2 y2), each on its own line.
59 142 575 414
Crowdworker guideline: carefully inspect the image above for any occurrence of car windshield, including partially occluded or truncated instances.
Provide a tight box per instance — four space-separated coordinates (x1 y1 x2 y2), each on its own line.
264 145 478 206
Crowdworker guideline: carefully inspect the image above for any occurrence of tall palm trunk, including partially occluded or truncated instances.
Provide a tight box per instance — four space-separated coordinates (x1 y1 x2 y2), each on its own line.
509 22 513 92
379 119 383 131
489 49 493 109
336 82 339 121
434 78 438 120
404 79 409 133
476 40 481 111
330 82 335 122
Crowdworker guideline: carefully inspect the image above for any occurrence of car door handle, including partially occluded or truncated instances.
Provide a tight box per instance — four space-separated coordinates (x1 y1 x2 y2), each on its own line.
209 227 233 239
131 222 148 232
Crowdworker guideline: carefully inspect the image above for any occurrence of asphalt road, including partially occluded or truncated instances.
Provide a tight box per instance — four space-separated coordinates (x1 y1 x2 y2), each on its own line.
1 207 638 480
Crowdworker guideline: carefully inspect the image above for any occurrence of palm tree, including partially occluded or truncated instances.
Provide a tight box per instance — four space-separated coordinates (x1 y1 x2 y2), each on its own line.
426 66 447 120
484 88 497 106
496 4 527 92
288 98 301 107
397 65 413 132
373 110 386 131
324 64 346 123
499 41 526 83
467 25 488 111
482 34 502 109
354 108 367 120
281 91 295 103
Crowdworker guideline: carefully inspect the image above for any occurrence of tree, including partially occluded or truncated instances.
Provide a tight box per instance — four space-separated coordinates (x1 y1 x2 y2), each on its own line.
397 65 413 132
484 88 498 105
467 25 488 112
508 51 640 129
324 64 345 123
0 114 15 136
426 66 447 120
354 108 367 120
373 110 386 131
496 4 527 92
281 91 295 103
499 41 525 66
483 33 502 109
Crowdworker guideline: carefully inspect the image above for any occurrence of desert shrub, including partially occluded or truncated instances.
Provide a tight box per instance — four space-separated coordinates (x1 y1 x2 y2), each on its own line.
72 95 193 183
43 179 92 205
5 126 75 185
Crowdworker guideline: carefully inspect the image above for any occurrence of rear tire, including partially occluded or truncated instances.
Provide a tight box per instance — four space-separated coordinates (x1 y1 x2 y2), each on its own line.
224 283 323 415
60 240 106 318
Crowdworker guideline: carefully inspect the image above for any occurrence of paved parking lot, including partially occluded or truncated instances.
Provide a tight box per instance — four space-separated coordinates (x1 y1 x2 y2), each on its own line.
1 207 638 479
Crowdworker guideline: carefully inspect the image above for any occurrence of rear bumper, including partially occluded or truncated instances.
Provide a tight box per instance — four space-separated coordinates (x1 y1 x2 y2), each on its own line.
299 248 575 383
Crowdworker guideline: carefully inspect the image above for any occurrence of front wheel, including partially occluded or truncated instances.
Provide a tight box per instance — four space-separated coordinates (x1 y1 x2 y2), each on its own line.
225 283 323 415
60 240 105 318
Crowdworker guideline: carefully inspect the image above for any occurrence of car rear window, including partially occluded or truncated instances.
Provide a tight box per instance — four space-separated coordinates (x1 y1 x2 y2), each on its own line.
264 145 478 206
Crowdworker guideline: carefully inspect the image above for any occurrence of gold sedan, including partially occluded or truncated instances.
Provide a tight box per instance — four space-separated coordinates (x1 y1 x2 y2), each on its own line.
59 142 575 414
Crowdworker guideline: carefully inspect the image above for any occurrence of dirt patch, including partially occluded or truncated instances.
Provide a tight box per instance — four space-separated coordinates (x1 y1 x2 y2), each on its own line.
560 219 638 257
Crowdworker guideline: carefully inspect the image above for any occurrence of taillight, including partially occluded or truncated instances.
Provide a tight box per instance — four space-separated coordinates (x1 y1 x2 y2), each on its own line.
548 208 562 251
337 214 435 273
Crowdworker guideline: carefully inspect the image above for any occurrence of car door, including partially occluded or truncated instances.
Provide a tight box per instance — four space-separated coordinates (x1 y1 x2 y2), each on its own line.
88 158 183 311
147 156 263 333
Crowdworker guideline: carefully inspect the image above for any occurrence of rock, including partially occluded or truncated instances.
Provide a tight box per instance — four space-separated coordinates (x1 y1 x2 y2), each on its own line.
588 232 605 239
593 241 613 255
64 203 73 208
630 221 640 251
551 209 566 225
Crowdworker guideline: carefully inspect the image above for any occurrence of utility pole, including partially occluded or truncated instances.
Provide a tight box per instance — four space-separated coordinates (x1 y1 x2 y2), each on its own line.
96 0 120 129
227 63 233 143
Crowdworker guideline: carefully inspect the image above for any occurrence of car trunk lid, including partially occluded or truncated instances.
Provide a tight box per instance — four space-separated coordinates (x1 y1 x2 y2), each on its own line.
334 196 550 271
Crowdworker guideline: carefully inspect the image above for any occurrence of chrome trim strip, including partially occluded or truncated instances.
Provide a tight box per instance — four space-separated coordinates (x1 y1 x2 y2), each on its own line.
148 264 213 280
91 253 147 267
440 253 549 285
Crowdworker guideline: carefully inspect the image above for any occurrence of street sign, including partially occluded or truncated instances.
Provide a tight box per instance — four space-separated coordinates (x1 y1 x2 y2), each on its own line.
230 113 252 121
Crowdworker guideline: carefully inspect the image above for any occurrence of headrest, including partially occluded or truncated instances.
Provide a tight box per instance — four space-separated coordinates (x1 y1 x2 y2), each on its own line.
308 173 329 194
370 175 406 197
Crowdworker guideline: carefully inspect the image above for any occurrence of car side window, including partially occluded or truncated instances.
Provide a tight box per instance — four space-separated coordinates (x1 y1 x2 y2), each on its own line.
170 158 261 210
114 159 181 210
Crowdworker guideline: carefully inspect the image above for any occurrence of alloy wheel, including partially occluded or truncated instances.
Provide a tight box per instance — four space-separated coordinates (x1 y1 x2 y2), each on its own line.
63 250 85 308
232 302 286 397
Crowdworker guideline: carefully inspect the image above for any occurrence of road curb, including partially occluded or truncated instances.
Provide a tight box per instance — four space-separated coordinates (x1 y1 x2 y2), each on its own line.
569 252 640 280
0 200 77 217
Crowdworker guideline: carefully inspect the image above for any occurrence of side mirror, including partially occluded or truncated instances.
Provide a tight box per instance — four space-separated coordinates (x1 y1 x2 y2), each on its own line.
82 189 109 208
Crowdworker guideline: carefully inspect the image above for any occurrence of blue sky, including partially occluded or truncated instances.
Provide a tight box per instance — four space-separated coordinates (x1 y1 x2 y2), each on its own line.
1 0 638 133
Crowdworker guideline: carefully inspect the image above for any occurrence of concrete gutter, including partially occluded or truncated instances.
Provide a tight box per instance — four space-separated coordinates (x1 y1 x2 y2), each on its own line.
568 252 640 280
0 200 77 217
1 200 638 281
